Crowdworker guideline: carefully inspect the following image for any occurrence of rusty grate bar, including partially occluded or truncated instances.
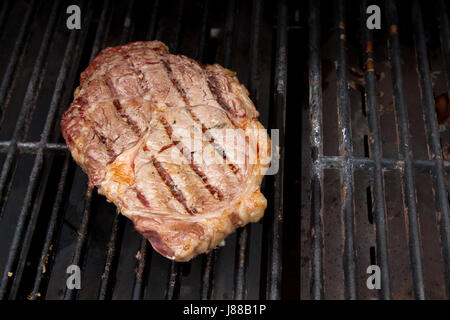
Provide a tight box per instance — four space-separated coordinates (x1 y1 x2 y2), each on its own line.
131 233 149 300
438 0 450 91
412 0 450 298
266 0 287 300
335 0 357 299
309 0 450 300
321 156 450 173
309 0 450 299
437 1 450 297
360 0 393 300
1 142 447 174
308 0 324 300
385 0 426 300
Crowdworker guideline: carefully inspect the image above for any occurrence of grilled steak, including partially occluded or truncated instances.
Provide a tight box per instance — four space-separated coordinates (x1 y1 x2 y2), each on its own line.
61 41 271 261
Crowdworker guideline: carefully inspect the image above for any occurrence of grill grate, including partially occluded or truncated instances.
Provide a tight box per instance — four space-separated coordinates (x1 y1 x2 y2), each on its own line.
1 0 450 301
307 0 450 300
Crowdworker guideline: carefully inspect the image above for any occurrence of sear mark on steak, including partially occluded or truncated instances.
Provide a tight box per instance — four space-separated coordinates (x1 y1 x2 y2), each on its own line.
150 154 198 216
160 116 225 201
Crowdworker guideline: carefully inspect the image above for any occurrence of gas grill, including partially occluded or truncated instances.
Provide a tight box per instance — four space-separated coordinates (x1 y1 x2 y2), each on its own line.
0 0 448 300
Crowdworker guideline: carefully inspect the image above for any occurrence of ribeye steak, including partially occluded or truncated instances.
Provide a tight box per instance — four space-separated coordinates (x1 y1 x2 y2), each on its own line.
61 41 271 261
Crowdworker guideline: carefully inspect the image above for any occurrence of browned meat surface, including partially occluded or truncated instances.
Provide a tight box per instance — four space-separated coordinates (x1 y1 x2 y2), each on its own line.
61 41 271 261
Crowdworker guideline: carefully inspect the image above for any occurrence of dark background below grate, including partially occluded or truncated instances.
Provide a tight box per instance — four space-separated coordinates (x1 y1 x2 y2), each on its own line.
0 0 449 301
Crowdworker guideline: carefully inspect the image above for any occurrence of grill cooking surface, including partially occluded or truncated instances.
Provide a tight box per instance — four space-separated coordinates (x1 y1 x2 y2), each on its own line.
0 0 449 300
302 0 450 299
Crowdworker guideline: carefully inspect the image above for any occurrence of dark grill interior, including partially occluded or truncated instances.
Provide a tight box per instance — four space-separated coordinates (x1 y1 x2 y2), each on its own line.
0 0 449 300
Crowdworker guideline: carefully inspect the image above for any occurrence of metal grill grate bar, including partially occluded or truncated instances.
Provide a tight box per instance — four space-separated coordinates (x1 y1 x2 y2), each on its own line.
233 0 264 301
266 0 287 300
309 0 450 300
64 188 93 300
335 0 357 299
94 0 137 300
0 0 57 213
196 0 209 62
0 0 10 34
30 0 113 297
131 234 149 300
39 2 94 300
89 0 113 64
320 156 450 173
0 142 67 153
412 0 450 298
385 0 427 300
308 0 324 300
26 11 93 295
200 253 215 299
438 0 450 91
29 155 71 299
2 141 447 173
170 0 185 55
62 0 115 300
0 0 92 299
0 0 37 127
200 0 238 300
360 0 393 300
98 211 122 300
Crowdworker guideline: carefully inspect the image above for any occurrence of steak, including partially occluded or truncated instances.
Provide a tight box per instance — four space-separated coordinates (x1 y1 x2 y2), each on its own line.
61 41 271 261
